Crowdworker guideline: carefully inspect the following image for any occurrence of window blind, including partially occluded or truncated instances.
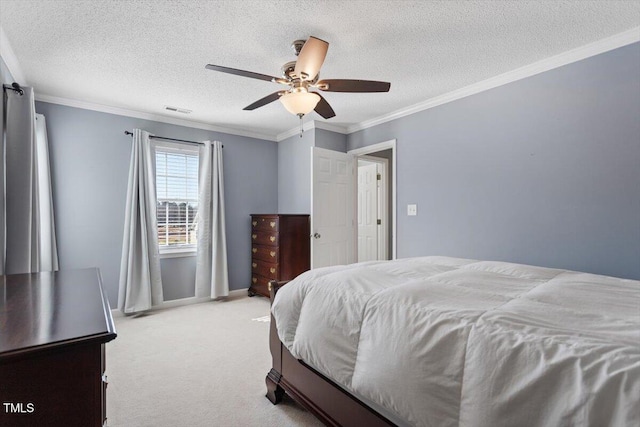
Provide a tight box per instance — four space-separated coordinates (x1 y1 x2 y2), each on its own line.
155 150 199 247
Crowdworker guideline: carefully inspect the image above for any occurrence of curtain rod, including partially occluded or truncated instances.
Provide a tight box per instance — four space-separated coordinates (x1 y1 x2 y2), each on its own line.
3 82 24 96
124 130 223 147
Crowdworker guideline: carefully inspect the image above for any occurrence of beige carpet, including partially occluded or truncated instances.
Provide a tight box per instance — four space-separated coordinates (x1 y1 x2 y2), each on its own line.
106 294 324 427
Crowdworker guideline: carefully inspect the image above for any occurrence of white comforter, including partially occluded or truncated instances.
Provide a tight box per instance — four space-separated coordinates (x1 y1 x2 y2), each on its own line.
271 256 640 427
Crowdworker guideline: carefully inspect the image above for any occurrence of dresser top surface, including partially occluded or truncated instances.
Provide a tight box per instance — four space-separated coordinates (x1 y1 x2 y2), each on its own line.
0 268 116 357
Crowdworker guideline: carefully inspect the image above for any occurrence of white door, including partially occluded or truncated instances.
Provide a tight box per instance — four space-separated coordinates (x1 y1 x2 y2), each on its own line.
357 161 378 262
311 147 356 269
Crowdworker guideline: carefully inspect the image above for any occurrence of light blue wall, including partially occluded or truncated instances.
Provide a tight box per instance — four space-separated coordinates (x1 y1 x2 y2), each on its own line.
160 256 196 301
35 101 278 305
277 130 313 214
315 128 347 152
348 42 640 280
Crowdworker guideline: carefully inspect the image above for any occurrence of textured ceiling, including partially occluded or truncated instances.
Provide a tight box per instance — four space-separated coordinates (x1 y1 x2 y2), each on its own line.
1 0 639 138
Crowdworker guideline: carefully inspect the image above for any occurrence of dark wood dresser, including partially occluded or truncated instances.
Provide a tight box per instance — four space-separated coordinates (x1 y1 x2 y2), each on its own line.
249 214 310 297
0 268 117 427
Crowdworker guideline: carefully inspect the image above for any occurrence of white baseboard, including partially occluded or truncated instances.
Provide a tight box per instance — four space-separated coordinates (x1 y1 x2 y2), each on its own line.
111 288 249 317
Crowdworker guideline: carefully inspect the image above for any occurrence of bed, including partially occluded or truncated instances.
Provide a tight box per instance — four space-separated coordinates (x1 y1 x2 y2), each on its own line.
265 256 640 427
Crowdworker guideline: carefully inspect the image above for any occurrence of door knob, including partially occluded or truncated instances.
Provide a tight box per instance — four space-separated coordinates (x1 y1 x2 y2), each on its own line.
313 233 321 239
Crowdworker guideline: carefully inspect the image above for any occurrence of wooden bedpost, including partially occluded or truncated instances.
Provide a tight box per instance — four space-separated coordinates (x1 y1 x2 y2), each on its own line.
265 280 289 404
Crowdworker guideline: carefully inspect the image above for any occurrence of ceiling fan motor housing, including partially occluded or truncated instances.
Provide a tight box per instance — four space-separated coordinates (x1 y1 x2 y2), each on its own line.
281 61 297 78
281 60 319 84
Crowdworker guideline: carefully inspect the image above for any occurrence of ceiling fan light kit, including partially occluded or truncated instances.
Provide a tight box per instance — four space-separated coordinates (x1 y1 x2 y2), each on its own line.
280 91 321 116
205 35 390 136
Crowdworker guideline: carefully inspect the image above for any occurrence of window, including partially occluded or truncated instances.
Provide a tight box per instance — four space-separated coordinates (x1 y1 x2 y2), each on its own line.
154 144 199 253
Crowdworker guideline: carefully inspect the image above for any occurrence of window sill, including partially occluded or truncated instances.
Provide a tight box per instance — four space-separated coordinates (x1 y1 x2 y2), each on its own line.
159 247 197 259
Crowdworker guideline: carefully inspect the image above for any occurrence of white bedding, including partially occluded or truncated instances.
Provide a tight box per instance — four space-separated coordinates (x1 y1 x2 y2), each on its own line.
271 256 640 427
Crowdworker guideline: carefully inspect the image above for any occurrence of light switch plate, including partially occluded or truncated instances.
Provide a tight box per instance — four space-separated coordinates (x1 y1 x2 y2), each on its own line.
407 204 417 216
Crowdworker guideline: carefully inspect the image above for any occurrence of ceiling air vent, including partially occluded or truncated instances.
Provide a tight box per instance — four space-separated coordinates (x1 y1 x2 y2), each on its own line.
164 105 192 114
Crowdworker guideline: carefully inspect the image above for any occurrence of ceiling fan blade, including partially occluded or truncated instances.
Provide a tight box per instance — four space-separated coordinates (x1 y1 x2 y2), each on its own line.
243 91 286 110
293 36 329 81
317 79 390 93
205 64 280 82
314 93 336 119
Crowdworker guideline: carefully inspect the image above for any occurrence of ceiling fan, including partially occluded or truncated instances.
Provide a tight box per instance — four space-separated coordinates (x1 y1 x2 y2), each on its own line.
205 36 390 120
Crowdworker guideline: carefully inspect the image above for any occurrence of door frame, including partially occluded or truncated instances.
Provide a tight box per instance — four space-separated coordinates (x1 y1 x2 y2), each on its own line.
348 139 397 260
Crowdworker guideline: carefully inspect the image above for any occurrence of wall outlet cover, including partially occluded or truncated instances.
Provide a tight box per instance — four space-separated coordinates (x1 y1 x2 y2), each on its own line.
408 204 417 216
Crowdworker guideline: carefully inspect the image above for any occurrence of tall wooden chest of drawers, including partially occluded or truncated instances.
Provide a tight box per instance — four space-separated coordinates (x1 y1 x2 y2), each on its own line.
250 214 310 297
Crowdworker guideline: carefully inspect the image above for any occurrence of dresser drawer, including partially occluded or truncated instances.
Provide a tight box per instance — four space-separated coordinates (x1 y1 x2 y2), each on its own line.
252 216 279 232
252 245 279 262
250 274 272 297
251 260 279 279
251 231 279 246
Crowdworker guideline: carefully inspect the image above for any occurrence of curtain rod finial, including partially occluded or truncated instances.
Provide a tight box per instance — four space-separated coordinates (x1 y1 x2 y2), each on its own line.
12 82 23 95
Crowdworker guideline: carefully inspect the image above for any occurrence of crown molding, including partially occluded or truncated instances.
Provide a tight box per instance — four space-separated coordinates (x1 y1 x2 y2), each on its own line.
347 26 640 134
276 119 348 141
35 93 278 141
0 24 27 85
313 121 349 134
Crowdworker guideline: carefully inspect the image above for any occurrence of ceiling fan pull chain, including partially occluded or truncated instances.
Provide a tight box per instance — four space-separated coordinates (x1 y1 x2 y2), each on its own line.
299 114 304 138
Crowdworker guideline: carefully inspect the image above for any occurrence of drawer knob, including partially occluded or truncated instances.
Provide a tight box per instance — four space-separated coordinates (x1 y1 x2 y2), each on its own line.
252 262 257 268
252 248 257 253
270 267 276 274
269 236 276 242
252 221 257 226
252 234 257 240
270 221 276 228
270 251 276 258
252 278 257 284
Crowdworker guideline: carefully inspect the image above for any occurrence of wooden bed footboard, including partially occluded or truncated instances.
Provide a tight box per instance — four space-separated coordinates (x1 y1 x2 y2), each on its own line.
266 280 395 427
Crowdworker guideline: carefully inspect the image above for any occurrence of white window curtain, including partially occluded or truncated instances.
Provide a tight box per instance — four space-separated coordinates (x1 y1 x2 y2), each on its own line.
195 140 229 298
118 129 164 314
1 86 58 275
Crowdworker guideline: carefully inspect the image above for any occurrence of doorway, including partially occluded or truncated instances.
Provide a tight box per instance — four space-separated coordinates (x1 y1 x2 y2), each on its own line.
357 156 388 261
349 139 396 261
